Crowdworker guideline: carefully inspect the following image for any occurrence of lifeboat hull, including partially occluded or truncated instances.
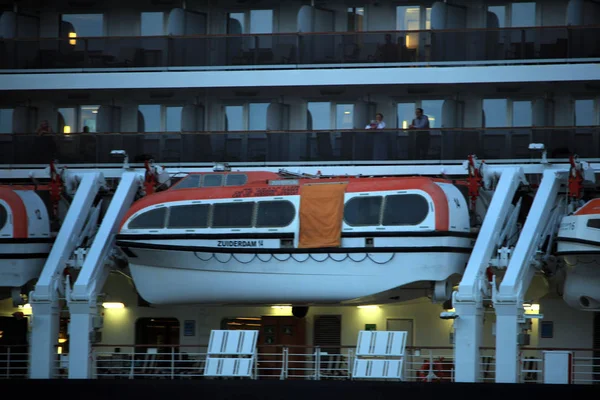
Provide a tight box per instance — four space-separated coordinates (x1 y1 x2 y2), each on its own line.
556 201 600 311
119 235 473 305
118 175 474 306
0 188 52 295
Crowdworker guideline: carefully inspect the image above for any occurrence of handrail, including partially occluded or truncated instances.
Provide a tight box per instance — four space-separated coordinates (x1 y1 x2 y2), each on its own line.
1 24 600 41
5 126 600 136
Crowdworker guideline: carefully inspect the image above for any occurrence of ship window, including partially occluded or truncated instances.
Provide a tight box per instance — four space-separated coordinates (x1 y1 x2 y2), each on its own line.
128 208 167 229
256 201 295 228
174 175 201 189
168 204 210 229
212 202 255 228
587 219 600 229
202 174 223 187
382 194 429 226
344 196 382 226
225 174 248 186
0 204 6 230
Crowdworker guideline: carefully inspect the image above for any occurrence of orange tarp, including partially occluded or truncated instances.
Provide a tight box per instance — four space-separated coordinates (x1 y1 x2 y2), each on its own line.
298 182 347 249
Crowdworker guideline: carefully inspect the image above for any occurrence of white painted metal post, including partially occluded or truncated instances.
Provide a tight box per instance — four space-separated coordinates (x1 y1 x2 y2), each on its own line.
494 169 564 383
453 167 524 383
29 172 104 379
69 172 141 379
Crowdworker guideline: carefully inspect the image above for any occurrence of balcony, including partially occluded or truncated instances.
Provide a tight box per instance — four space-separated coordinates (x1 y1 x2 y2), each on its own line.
1 25 599 73
0 127 597 166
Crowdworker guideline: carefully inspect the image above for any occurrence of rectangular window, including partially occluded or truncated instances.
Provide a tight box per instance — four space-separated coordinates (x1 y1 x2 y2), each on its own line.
575 99 595 127
512 101 532 127
61 14 104 37
249 10 273 34
248 103 269 131
421 100 443 128
510 2 536 27
212 202 255 228
165 106 183 132
347 7 365 32
228 12 245 33
308 102 332 130
488 6 506 27
0 108 13 134
80 105 99 133
483 99 508 128
139 104 162 132
397 103 416 129
225 105 245 131
335 104 354 129
141 12 165 36
58 107 76 134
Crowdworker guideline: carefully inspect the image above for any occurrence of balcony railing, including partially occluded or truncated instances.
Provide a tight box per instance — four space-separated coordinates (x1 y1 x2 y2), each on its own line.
0 127 598 165
1 25 599 71
3 344 598 383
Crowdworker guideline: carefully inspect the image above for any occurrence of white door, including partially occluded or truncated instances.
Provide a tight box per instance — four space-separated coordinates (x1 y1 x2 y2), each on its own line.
387 318 414 380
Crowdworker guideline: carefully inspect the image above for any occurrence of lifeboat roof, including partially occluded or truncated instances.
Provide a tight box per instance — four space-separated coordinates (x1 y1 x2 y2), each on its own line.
121 174 462 230
574 198 600 216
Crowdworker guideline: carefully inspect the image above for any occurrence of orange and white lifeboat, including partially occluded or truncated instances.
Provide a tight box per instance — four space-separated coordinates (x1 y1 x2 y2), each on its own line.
556 198 600 311
116 172 475 306
0 187 52 298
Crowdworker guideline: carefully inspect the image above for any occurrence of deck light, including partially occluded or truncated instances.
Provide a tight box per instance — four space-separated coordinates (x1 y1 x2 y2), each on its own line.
102 302 125 309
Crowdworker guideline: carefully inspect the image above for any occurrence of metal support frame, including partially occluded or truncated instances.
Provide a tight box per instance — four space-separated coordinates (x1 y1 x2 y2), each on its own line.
493 169 566 383
452 166 525 383
29 172 105 379
67 172 142 379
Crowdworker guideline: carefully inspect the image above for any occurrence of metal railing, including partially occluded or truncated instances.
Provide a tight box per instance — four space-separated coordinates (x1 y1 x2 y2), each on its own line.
2 344 599 383
1 126 598 166
1 25 599 71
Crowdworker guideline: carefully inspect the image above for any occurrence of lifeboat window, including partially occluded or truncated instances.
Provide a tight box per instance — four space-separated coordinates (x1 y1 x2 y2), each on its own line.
212 202 255 228
167 204 210 229
587 219 600 229
344 196 383 226
382 194 429 226
256 201 295 228
0 204 6 230
202 174 223 187
128 207 167 229
174 175 201 189
225 174 248 186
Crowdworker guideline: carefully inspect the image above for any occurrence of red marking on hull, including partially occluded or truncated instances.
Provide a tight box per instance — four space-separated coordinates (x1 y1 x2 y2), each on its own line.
0 188 28 238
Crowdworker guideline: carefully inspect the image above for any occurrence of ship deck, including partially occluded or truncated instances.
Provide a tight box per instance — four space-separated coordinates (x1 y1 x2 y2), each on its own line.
5 379 597 400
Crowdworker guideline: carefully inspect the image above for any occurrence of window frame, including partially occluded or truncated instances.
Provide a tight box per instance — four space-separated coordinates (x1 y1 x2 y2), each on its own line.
255 200 296 228
381 193 430 227
127 206 168 230
343 195 384 227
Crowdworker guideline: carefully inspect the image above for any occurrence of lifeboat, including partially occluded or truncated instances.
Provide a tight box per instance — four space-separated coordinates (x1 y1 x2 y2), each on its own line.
0 187 52 301
116 171 475 305
556 198 600 311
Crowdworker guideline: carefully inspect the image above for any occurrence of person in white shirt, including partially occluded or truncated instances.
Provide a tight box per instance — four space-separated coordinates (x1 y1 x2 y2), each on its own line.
365 113 386 129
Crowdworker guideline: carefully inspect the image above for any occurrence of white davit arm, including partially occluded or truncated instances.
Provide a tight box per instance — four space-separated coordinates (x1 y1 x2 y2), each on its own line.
493 169 566 383
452 166 525 383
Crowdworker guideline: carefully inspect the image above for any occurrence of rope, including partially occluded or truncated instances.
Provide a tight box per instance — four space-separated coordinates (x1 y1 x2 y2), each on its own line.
193 252 396 264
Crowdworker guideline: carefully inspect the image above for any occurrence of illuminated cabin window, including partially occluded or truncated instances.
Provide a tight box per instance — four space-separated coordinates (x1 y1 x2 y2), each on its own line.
587 219 600 229
225 174 248 186
256 201 295 228
0 204 6 230
128 208 167 229
382 194 429 226
167 204 210 229
344 196 383 226
212 202 255 228
173 175 201 189
203 174 223 187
